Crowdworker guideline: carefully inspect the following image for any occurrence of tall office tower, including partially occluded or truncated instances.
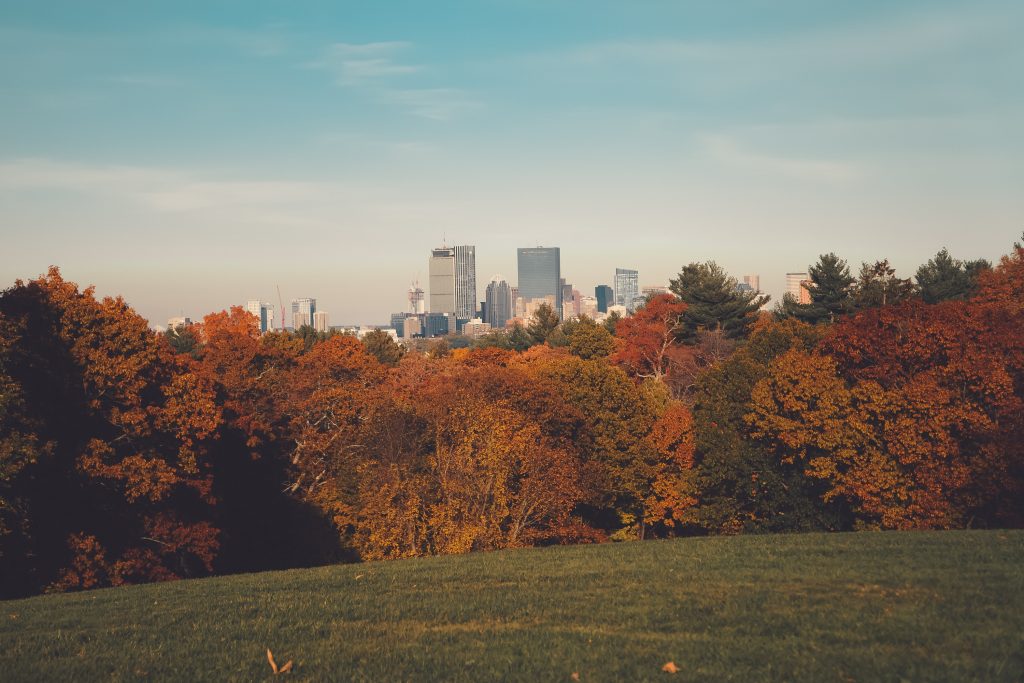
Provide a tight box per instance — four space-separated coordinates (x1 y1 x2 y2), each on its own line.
246 300 274 333
313 311 329 333
561 280 574 311
517 247 562 318
786 273 810 303
454 245 477 321
408 282 425 314
292 298 316 329
614 268 640 312
595 285 614 313
429 247 456 314
485 275 513 329
743 274 760 292
572 288 581 317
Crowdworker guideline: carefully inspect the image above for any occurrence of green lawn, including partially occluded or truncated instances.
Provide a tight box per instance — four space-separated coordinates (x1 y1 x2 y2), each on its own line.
2 531 1023 681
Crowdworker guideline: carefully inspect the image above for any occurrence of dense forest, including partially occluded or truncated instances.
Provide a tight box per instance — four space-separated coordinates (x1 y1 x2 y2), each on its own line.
1 240 1021 598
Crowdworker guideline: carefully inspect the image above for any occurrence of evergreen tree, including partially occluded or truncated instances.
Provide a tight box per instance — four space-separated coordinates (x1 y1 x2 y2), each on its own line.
915 248 990 303
526 302 561 345
602 310 623 336
361 329 404 366
782 253 854 324
669 261 768 340
850 260 913 310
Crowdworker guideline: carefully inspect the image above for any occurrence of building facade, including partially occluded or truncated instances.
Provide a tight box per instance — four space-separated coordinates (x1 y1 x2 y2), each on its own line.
595 285 614 313
786 272 812 304
429 247 456 314
313 311 329 333
454 245 477 321
614 268 639 312
291 298 316 329
246 300 274 333
485 275 513 329
517 247 562 318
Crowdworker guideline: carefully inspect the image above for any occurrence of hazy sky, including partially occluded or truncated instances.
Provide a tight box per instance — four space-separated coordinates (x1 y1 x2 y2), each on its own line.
2 1 1022 326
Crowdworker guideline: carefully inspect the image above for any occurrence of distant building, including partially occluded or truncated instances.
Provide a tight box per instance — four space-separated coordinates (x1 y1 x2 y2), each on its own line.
429 247 456 314
390 312 408 335
246 300 274 333
403 316 422 339
463 318 491 338
641 285 668 298
786 273 811 304
425 312 454 337
595 285 614 313
743 274 760 292
615 268 639 312
313 311 329 333
292 298 316 329
579 295 598 319
485 275 513 330
454 245 477 321
606 304 628 318
517 247 562 319
167 316 192 330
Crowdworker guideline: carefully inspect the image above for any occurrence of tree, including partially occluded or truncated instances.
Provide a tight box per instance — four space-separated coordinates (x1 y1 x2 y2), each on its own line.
915 248 990 304
362 329 404 366
602 310 623 336
782 253 855 324
669 261 768 340
850 260 913 310
610 294 687 382
526 302 560 344
563 316 616 360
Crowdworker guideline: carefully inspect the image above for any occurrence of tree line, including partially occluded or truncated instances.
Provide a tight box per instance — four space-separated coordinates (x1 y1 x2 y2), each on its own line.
1 240 1021 597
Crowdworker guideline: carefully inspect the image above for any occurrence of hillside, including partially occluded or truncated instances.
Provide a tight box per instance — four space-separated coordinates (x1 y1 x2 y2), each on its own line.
2 531 1023 681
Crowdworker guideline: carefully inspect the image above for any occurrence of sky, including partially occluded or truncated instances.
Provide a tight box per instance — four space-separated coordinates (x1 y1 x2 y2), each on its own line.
1 0 1022 326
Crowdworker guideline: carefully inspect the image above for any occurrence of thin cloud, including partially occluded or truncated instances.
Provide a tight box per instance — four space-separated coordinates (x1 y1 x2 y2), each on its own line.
308 41 421 85
381 88 482 120
700 134 862 183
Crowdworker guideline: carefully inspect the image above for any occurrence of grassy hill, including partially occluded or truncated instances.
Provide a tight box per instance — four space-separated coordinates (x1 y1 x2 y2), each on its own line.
2 531 1023 681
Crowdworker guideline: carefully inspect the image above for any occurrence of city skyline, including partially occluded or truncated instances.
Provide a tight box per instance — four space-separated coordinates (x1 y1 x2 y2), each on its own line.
1 1 1021 325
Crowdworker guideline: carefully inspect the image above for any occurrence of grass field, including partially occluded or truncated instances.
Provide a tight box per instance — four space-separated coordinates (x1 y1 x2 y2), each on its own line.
2 531 1023 681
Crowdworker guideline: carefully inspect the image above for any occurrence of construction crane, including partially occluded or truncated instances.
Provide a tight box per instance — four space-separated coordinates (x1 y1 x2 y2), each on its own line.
276 285 286 331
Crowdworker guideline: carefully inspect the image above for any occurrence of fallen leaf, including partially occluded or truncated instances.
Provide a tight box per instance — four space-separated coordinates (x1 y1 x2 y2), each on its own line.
662 662 679 674
267 648 278 674
280 661 293 673
571 672 580 681
355 574 365 580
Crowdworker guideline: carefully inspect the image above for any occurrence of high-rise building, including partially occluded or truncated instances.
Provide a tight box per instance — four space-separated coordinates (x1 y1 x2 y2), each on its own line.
454 245 477 321
408 282 425 314
615 268 639 312
313 311 329 333
743 274 760 292
595 285 614 313
425 312 453 337
786 273 811 304
167 316 192 331
579 295 598 319
517 247 562 318
292 298 316 329
429 247 456 314
485 275 513 329
246 300 274 333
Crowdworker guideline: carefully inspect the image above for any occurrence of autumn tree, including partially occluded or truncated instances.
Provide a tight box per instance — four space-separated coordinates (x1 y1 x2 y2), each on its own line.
610 293 687 382
669 261 768 340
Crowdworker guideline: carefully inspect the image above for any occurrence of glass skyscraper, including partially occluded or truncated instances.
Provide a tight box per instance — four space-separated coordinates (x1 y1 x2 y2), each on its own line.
429 247 456 314
614 268 639 312
517 247 562 318
485 275 513 329
594 285 614 313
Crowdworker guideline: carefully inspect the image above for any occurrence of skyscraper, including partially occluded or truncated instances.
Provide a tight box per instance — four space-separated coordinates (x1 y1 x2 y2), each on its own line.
485 275 513 329
454 245 477 321
313 311 329 333
429 247 456 314
517 247 562 318
595 285 613 313
614 268 639 312
743 274 760 292
408 282 425 314
291 298 316 329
